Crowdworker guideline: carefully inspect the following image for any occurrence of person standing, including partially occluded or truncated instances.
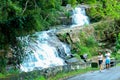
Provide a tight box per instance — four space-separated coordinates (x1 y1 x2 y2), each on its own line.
98 52 104 72
105 51 111 69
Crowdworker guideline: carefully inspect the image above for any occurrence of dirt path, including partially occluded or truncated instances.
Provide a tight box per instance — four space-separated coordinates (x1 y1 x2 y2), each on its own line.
66 66 120 80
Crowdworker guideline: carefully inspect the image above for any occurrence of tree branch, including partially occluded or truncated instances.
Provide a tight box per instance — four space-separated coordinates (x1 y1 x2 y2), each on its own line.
22 0 29 14
33 0 38 9
43 14 49 22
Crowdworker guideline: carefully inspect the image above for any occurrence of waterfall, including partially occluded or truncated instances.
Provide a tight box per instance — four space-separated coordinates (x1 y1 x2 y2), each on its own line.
71 7 89 27
19 30 71 72
18 6 89 72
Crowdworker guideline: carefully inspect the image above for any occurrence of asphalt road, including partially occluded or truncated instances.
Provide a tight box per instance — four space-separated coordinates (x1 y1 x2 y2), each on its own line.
67 66 120 80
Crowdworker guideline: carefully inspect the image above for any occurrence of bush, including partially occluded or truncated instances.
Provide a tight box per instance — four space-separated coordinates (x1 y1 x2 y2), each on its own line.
34 76 46 80
71 34 99 58
116 33 120 51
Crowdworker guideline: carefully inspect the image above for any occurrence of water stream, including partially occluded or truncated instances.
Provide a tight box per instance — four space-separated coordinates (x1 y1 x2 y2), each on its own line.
19 7 89 72
71 7 89 27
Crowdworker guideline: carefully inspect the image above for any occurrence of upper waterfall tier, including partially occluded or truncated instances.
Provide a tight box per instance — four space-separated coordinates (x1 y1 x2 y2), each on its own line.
71 7 89 27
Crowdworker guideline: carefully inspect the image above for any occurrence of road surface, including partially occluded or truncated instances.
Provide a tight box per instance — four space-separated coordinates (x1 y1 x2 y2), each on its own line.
67 66 120 80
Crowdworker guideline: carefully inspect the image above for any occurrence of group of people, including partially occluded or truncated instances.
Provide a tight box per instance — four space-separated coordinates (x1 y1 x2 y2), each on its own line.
98 51 111 72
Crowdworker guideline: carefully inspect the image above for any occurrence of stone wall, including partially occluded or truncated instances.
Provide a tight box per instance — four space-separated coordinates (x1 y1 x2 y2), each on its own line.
0 63 91 80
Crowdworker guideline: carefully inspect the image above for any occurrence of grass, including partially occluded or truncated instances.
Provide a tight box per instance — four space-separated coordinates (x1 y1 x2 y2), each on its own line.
0 73 5 78
47 67 99 80
0 69 19 78
34 76 46 80
116 63 120 66
0 67 99 80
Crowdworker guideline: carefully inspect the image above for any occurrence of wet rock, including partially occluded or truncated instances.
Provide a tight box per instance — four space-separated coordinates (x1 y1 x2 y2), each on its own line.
65 57 81 64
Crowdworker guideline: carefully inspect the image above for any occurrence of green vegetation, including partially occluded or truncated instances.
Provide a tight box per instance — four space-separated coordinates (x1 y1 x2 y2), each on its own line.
0 67 98 80
0 69 46 80
116 33 120 51
0 69 19 78
113 33 120 60
71 31 99 58
34 76 46 80
116 63 120 66
82 0 120 22
48 67 98 80
0 73 5 78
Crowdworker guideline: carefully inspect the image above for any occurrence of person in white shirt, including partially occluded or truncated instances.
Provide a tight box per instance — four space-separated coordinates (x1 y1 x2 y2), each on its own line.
98 52 104 72
105 51 111 69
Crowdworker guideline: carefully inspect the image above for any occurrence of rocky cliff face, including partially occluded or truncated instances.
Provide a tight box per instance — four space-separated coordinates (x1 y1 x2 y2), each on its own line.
56 25 94 44
56 20 119 54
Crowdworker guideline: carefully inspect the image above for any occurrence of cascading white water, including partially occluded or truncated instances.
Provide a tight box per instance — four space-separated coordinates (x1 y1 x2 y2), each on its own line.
71 7 89 27
19 6 89 72
19 30 71 72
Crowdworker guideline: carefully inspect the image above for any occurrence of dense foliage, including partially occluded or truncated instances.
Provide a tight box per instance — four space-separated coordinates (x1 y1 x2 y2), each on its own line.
86 0 120 22
0 0 62 48
114 33 120 60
